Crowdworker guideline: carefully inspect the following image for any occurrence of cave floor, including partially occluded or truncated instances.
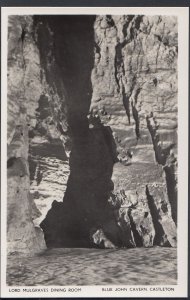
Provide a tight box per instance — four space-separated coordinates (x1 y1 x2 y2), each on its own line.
7 247 177 286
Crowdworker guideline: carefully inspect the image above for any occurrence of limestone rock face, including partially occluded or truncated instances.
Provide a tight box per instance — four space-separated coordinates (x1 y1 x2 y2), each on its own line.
89 15 177 247
7 15 177 252
29 142 70 226
7 15 69 254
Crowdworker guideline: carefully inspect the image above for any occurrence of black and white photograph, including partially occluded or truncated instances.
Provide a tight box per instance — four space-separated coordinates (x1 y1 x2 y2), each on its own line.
1 6 189 298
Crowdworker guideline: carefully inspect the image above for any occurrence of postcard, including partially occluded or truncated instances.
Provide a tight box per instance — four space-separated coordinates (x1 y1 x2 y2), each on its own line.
1 6 189 298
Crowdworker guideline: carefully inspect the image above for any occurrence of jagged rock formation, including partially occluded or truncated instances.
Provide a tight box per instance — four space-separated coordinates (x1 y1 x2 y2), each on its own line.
29 142 69 226
7 15 69 254
7 14 177 253
89 15 177 248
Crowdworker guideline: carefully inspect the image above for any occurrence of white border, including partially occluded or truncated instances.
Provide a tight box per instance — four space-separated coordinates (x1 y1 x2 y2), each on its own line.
1 6 189 298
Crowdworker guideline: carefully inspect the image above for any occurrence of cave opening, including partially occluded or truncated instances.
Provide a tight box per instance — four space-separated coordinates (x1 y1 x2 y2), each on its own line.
35 15 95 133
33 15 123 248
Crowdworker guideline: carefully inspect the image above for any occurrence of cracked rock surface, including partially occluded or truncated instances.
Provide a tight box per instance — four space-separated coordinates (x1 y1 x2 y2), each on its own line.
7 15 69 254
90 15 177 248
7 15 177 253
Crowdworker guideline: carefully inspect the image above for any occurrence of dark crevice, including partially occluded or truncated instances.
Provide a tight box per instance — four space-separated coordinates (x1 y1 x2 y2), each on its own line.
35 15 122 248
35 15 96 134
21 27 26 43
146 185 171 247
122 15 134 37
146 116 177 225
131 102 140 139
128 208 143 247
101 125 119 163
7 157 17 168
114 16 142 127
114 40 128 90
153 78 158 86
95 42 101 55
41 126 119 248
36 95 50 120
133 87 141 104
106 15 115 27
115 212 136 248
122 87 131 124
28 157 37 181
164 165 177 225
134 15 143 31
131 87 141 139
146 115 165 165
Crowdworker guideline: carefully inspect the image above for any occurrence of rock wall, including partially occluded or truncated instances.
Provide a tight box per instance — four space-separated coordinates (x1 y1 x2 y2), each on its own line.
7 14 177 253
7 15 69 254
90 15 177 247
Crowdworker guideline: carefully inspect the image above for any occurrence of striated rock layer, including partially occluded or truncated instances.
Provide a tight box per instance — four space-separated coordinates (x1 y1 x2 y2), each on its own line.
7 15 69 254
7 15 177 253
88 15 177 248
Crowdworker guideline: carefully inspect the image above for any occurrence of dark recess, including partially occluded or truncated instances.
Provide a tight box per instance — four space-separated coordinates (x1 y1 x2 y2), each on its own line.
34 15 125 248
146 186 171 247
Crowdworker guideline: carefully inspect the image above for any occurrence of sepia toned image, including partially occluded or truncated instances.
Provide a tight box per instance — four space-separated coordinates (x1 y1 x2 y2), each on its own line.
1 6 188 298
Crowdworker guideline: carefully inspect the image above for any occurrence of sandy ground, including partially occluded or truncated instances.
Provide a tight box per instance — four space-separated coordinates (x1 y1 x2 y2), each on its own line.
7 247 177 286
